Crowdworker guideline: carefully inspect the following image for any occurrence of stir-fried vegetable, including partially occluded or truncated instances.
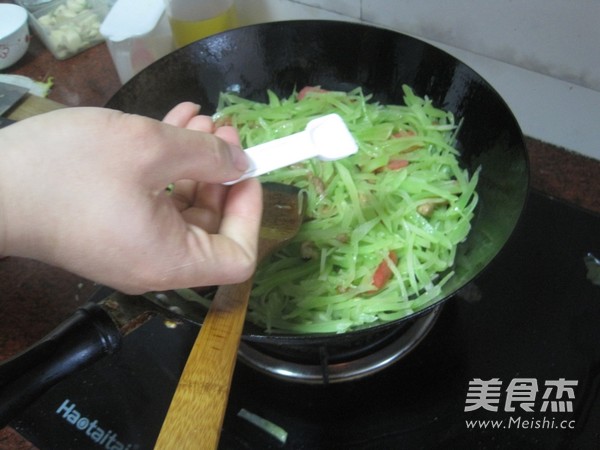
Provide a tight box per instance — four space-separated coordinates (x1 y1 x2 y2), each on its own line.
214 85 480 334
237 408 288 444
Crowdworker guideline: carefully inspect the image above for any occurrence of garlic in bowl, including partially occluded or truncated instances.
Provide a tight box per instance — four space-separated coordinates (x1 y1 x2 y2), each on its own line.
0 4 30 70
18 0 113 60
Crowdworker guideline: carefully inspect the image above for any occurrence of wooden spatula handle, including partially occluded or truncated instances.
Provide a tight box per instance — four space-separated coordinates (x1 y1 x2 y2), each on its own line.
154 278 254 450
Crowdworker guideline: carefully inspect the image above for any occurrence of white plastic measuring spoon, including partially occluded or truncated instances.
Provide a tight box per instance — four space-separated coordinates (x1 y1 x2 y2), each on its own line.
224 113 358 185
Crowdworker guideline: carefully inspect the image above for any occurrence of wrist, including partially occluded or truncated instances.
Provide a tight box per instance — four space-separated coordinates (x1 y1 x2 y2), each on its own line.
0 126 31 258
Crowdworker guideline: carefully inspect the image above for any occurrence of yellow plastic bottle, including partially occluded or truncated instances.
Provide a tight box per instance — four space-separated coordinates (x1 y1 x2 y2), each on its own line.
164 0 238 48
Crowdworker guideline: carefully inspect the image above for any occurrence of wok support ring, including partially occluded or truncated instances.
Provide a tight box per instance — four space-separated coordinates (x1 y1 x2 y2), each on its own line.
237 305 442 385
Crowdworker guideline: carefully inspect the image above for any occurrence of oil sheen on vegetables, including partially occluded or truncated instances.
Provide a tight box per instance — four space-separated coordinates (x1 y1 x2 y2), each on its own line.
214 85 480 334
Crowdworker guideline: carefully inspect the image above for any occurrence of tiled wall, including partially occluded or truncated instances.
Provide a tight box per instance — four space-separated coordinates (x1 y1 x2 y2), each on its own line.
235 0 600 159
240 0 599 92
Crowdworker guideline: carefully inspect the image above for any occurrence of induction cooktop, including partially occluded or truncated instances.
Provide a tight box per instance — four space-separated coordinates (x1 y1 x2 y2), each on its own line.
11 191 600 449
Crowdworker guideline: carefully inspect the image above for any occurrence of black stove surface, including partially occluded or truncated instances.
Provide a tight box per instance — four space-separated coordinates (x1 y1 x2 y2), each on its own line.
12 191 600 449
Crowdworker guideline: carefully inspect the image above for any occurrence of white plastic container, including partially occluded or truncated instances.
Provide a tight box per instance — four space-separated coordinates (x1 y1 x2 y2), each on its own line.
100 0 174 84
17 0 113 60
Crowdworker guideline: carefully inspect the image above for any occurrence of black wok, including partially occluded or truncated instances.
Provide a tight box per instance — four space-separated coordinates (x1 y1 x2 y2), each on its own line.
0 22 529 421
107 20 528 346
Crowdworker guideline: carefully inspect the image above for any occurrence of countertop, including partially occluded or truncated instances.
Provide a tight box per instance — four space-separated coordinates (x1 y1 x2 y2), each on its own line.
1 19 600 450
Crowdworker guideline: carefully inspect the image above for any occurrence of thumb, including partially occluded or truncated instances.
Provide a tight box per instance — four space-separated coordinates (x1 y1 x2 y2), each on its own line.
141 120 250 186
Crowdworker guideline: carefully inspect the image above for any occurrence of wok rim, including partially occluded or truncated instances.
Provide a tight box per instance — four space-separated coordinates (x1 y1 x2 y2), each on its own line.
105 19 530 344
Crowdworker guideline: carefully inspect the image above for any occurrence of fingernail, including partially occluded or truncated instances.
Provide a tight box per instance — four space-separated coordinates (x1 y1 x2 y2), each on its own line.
230 145 250 172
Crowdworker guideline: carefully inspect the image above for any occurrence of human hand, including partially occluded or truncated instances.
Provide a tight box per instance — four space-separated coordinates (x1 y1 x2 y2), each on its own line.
0 103 262 294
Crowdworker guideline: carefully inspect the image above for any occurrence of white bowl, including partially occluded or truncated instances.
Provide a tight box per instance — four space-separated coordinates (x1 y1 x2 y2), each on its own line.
0 4 30 70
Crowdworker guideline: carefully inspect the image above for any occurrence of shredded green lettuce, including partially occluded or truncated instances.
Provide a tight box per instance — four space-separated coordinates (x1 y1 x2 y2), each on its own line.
237 408 288 444
214 85 480 334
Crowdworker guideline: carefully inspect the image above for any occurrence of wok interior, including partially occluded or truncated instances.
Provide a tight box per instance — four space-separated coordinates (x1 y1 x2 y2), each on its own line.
107 21 529 342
